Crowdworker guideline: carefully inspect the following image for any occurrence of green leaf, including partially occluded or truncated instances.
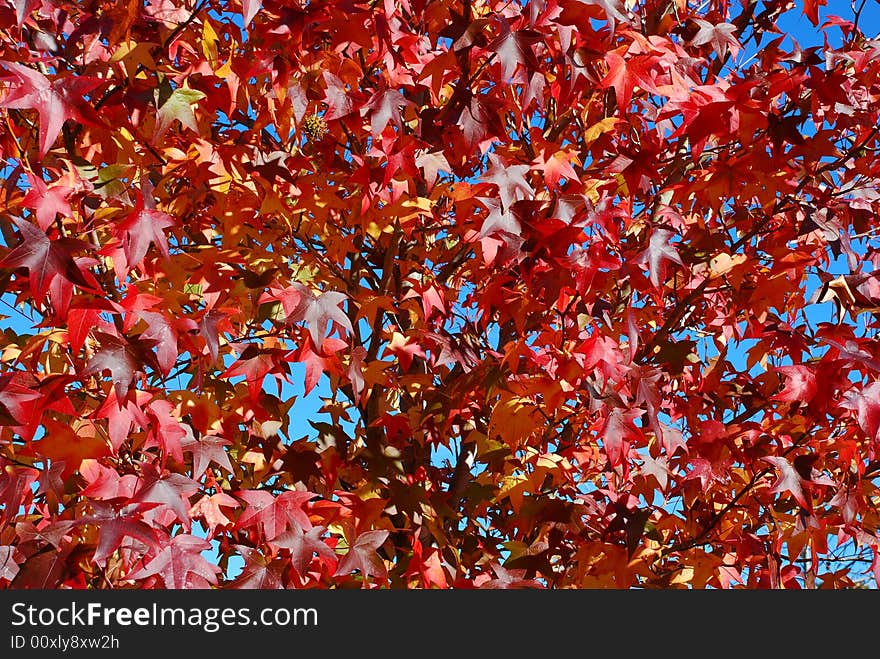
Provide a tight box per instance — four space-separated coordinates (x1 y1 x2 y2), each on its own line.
156 88 206 137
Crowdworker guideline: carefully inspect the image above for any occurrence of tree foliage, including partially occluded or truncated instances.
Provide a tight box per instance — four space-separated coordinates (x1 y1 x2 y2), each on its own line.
1 0 880 589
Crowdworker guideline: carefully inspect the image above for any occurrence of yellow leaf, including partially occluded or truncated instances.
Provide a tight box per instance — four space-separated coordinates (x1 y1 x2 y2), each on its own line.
582 117 617 144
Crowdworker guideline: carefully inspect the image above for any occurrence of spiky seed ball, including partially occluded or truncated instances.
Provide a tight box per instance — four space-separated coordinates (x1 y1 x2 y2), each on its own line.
303 113 328 141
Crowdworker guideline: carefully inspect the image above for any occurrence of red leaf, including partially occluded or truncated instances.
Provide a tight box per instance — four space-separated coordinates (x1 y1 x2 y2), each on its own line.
479 562 543 589
189 492 238 535
272 522 336 577
22 173 73 231
82 333 140 400
132 470 200 526
333 529 389 582
774 365 817 403
116 195 175 273
182 433 234 477
230 554 285 589
241 0 261 25
688 20 741 58
236 489 315 540
0 545 23 581
77 501 161 566
636 228 684 288
803 0 827 26
0 61 102 158
488 29 541 79
762 456 809 509
0 217 90 299
127 534 220 589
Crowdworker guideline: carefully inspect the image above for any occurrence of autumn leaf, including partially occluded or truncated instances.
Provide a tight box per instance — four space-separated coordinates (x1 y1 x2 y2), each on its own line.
774 365 817 403
82 333 141 400
289 288 354 348
762 456 809 509
2 0 880 592
0 545 23 581
688 20 741 58
333 529 389 582
116 194 176 272
127 534 220 588
235 489 315 540
272 522 336 576
182 433 234 477
0 61 102 158
0 216 91 299
189 492 238 535
77 501 161 567
636 228 684 288
154 87 206 139
22 173 73 231
132 469 200 526
488 29 541 79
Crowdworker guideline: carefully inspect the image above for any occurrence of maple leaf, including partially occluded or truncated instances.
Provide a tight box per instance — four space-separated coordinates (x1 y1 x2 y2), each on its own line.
479 196 522 239
154 87 206 139
843 382 880 444
688 20 741 58
142 399 187 464
116 194 176 271
0 545 23 581
67 306 102 355
333 529 389 582
128 534 220 588
93 388 152 451
230 547 285 589
33 419 109 478
0 216 90 299
572 0 629 32
236 489 315 540
79 459 139 500
347 345 367 404
636 228 684 288
640 454 672 491
0 61 102 158
241 0 262 25
415 150 451 190
189 493 238 535
11 546 71 588
82 333 140 400
483 154 534 210
479 562 543 589
223 344 289 399
260 284 303 319
774 365 817 403
762 456 809 509
22 173 73 231
138 310 178 374
182 433 234 477
272 521 336 576
0 373 42 426
290 288 354 347
198 308 234 363
288 336 346 395
132 470 200 526
384 331 425 371
77 501 160 567
362 88 408 138
488 29 540 79
538 150 581 190
602 407 641 467
323 72 354 120
803 0 827 26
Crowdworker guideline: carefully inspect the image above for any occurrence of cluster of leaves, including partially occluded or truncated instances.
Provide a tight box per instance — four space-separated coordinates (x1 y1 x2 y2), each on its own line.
1 0 880 589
